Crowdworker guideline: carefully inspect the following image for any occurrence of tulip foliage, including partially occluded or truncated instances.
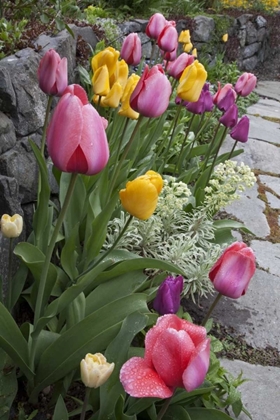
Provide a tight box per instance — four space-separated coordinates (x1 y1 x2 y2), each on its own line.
0 12 258 420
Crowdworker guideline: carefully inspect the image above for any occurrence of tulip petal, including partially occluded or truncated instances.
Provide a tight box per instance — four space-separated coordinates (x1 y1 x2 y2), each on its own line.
182 339 210 392
66 145 88 173
120 357 173 398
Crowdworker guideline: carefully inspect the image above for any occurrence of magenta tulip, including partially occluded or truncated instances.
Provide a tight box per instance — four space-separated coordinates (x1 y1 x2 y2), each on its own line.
120 314 210 398
130 64 172 118
167 53 195 80
157 22 178 53
47 87 109 175
145 13 167 40
153 275 184 315
209 242 256 299
213 83 236 111
120 33 142 66
38 49 68 96
186 83 214 114
235 72 257 97
230 115 250 143
219 103 238 128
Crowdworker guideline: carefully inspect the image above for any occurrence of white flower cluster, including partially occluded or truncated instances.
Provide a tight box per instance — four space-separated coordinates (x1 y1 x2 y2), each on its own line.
105 177 221 299
204 160 256 212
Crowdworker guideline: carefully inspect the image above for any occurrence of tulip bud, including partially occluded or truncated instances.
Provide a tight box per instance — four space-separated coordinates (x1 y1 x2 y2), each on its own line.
179 30 191 44
1 214 23 238
119 170 163 220
209 242 256 298
183 42 193 53
235 72 257 97
92 65 110 96
192 48 197 58
145 13 167 39
167 53 194 80
219 103 238 128
37 49 68 96
101 82 123 108
222 33 228 42
177 60 207 102
118 74 140 120
130 65 172 118
153 275 184 315
120 33 142 66
230 115 250 143
157 22 178 53
213 83 237 112
91 46 120 77
80 353 115 388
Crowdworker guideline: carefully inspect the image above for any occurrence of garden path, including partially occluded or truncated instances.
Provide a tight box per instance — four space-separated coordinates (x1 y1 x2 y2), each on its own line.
216 81 280 420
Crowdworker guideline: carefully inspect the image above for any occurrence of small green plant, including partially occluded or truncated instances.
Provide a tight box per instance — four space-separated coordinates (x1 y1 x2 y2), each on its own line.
0 17 27 59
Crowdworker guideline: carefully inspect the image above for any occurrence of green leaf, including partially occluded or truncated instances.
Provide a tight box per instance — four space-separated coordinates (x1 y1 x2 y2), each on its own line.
164 405 191 420
61 222 80 280
98 312 148 420
114 395 137 420
53 395 69 420
30 294 149 399
0 303 33 380
55 18 66 31
213 219 255 235
186 408 234 420
40 13 49 23
0 348 17 420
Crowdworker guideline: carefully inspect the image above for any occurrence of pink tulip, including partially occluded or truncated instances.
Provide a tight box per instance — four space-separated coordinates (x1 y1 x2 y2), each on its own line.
63 84 88 104
157 22 178 53
219 103 238 128
162 47 178 62
235 72 257 97
130 64 172 118
120 314 210 398
120 33 142 66
47 87 109 175
145 13 167 39
209 241 256 298
167 53 195 80
213 83 237 111
38 49 68 96
230 115 250 143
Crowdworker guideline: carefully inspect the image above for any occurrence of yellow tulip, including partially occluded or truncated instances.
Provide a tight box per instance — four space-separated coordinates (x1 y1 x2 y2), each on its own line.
110 59 129 89
119 170 163 220
80 353 115 389
179 30 191 44
92 65 110 96
118 74 140 119
192 48 198 58
1 214 23 238
102 82 123 108
91 46 120 77
222 33 228 42
183 42 193 53
177 60 207 102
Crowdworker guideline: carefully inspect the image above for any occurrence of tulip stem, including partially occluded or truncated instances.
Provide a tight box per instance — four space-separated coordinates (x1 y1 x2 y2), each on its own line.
202 120 221 172
201 292 223 327
165 103 183 156
34 172 78 326
80 387 91 420
157 397 173 420
205 126 228 186
5 238 13 310
41 95 53 156
173 113 195 175
228 140 238 159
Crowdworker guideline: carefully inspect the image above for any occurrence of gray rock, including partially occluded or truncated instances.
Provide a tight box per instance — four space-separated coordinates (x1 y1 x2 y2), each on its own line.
221 360 280 420
246 21 258 44
0 63 17 113
237 14 253 26
0 175 21 216
73 25 98 50
193 16 215 43
0 112 16 154
119 21 143 35
242 42 260 58
257 27 267 42
259 174 280 196
255 15 267 29
241 55 259 71
255 81 280 102
251 240 280 275
138 32 154 58
238 28 247 47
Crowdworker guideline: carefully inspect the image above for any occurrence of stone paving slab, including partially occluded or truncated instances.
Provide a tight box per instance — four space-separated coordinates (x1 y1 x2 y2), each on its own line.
221 359 280 420
247 98 280 120
248 115 280 144
224 183 270 238
255 81 280 102
250 240 280 276
259 174 280 196
206 269 280 351
265 191 280 209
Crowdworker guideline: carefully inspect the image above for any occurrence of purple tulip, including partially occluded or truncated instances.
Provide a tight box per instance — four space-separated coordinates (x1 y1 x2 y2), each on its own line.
120 33 142 66
219 103 238 128
186 83 214 114
38 49 68 96
235 73 257 97
230 115 250 143
213 83 236 112
153 275 184 315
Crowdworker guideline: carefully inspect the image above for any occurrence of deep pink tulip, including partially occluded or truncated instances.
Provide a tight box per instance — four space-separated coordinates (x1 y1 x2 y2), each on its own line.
230 115 250 143
219 103 238 128
186 83 214 114
213 83 237 111
145 13 167 39
209 241 256 299
47 87 109 175
38 49 68 96
235 72 257 97
120 33 142 66
130 64 172 118
157 22 178 53
120 314 210 398
162 46 178 62
167 53 195 80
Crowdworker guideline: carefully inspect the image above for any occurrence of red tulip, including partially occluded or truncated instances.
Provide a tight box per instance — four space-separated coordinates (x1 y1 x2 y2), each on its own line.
209 242 256 298
230 115 250 143
235 72 257 97
145 13 167 39
130 64 172 118
120 314 210 398
167 53 195 80
38 49 68 96
120 33 142 66
47 87 109 175
157 22 178 53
